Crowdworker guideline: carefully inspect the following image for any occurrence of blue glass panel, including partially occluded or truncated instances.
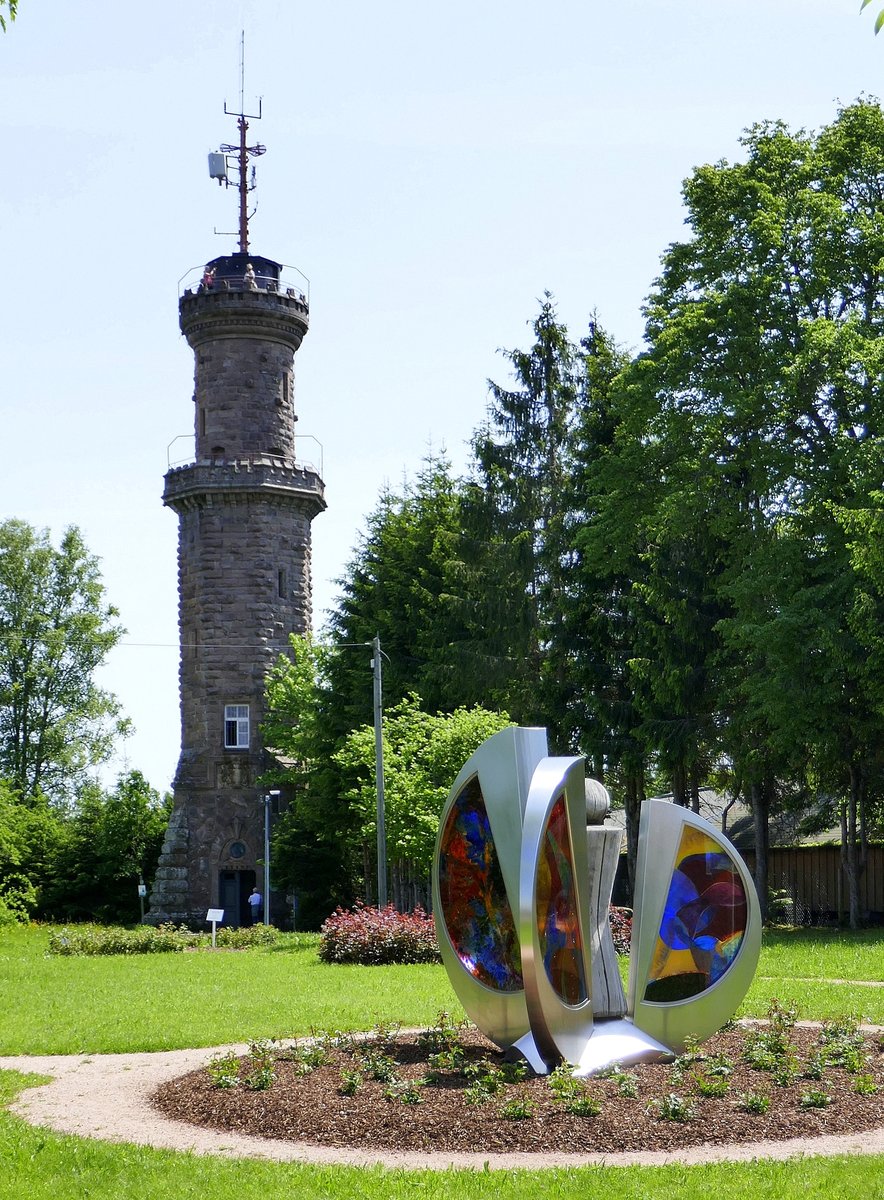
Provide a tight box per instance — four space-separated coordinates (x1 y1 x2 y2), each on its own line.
644 826 748 1003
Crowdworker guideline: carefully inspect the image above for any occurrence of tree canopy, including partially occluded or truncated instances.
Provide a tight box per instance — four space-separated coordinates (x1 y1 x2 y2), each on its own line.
574 99 884 922
335 693 511 882
41 770 171 922
0 520 128 801
263 634 511 922
261 99 884 929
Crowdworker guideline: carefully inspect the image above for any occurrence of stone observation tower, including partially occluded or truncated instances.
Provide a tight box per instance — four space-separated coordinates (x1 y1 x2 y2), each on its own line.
148 95 325 927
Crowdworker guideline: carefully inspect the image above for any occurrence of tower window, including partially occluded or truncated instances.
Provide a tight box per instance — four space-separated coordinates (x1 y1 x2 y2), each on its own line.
224 704 250 749
278 568 287 598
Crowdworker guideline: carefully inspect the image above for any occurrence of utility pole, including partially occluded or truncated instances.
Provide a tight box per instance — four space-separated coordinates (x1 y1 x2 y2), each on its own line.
372 634 387 908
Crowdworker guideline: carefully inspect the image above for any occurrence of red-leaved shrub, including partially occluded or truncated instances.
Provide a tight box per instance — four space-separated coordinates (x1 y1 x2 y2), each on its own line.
320 902 632 966
608 905 633 955
319 901 441 965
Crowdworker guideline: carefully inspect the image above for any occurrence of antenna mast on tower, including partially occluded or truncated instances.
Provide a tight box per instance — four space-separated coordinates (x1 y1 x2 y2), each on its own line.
208 31 266 254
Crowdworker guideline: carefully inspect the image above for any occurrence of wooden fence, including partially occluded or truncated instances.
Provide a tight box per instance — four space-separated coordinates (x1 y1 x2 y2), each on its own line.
742 844 884 924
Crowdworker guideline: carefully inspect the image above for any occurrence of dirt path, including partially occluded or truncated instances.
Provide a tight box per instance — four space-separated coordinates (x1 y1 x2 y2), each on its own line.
757 976 884 988
3 1046 884 1170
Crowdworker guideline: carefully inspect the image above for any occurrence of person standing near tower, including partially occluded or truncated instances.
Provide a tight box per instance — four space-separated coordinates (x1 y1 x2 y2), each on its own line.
247 887 262 925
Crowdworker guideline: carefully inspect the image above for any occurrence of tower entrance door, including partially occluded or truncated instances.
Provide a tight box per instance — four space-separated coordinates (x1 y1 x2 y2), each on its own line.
218 869 256 928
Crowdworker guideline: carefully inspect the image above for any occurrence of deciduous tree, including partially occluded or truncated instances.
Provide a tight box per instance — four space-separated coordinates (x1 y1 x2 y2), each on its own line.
861 0 884 35
40 771 171 922
624 100 884 923
0 521 128 801
334 693 511 906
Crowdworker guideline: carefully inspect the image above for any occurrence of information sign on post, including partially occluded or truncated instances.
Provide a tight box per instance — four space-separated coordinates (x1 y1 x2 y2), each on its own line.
206 908 224 948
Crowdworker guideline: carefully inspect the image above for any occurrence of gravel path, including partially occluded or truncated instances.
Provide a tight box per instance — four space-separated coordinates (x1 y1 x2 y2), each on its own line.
3 1045 884 1170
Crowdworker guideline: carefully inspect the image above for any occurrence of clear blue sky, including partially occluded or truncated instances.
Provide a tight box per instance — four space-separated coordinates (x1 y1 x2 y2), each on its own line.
0 0 880 794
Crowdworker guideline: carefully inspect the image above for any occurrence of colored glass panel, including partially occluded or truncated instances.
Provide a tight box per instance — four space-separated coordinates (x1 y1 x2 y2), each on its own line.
438 776 523 992
536 793 587 1006
644 824 748 1003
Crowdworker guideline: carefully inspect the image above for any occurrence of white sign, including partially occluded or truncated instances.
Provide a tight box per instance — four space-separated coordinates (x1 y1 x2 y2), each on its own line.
206 908 224 923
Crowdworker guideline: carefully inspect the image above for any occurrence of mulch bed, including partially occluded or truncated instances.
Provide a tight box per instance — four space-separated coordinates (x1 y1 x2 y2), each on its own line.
152 1022 884 1155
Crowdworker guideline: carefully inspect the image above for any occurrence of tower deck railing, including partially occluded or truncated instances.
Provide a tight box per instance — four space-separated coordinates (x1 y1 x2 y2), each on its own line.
178 262 310 306
166 436 323 478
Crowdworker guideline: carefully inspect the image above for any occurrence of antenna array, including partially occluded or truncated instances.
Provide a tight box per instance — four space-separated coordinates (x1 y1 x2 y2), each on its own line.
207 31 265 255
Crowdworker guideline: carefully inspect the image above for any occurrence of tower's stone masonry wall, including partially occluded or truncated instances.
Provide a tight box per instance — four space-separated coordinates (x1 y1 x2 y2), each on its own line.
178 288 309 353
194 338 297 461
172 489 316 785
147 269 324 927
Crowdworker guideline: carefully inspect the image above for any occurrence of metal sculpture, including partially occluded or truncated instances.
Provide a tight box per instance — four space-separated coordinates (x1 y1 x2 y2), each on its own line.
432 727 761 1075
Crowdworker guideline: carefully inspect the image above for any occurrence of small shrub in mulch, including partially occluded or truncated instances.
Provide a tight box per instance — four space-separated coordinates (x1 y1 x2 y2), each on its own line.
152 1004 884 1156
318 901 440 965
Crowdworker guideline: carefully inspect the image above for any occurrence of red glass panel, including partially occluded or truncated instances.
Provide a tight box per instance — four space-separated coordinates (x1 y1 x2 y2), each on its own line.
536 793 587 1006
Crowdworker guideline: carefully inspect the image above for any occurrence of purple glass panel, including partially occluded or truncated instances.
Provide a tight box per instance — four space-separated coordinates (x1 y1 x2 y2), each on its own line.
438 776 523 992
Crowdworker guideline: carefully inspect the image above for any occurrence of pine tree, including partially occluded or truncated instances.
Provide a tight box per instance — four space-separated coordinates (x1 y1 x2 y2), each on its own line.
462 295 580 722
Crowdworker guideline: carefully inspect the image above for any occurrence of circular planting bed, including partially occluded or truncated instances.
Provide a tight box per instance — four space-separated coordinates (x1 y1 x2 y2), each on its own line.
152 1011 884 1155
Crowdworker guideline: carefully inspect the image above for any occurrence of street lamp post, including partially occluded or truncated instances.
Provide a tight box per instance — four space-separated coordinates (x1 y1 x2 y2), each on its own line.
263 789 280 925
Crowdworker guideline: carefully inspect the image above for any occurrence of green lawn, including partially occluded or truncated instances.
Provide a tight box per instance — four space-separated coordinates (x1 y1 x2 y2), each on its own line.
741 927 884 1024
2 922 883 1198
0 925 460 1054
757 926 884 982
3 923 882 1055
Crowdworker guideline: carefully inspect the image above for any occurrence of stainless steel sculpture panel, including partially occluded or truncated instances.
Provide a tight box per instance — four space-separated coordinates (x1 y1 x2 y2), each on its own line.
519 756 593 1068
432 727 547 1048
628 799 761 1053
